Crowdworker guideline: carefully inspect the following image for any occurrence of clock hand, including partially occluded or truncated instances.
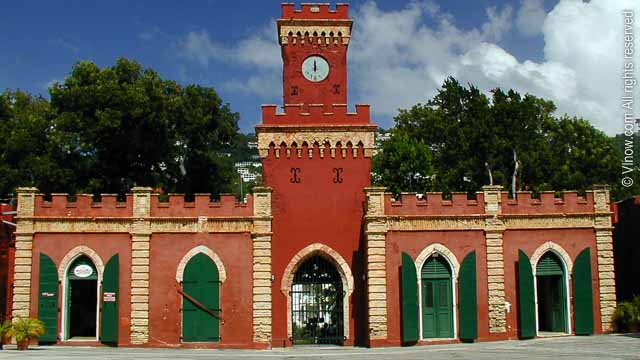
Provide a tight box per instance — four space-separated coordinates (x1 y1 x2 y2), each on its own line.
314 60 317 72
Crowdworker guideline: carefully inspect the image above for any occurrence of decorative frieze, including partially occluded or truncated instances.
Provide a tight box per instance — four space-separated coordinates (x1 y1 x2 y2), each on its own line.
256 125 376 158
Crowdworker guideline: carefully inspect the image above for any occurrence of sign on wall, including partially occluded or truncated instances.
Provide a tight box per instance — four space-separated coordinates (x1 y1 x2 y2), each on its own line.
73 264 94 278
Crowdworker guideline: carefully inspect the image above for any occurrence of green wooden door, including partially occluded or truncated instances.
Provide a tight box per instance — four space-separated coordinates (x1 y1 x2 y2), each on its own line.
401 252 419 343
459 251 477 341
182 253 220 342
38 253 58 343
421 257 453 339
100 254 119 343
518 250 536 339
573 248 594 335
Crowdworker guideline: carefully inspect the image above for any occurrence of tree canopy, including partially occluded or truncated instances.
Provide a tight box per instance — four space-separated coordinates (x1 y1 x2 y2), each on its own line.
0 58 241 198
373 77 629 200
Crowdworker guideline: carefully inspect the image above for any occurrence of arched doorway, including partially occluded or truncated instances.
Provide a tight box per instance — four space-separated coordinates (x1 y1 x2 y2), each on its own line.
291 255 344 345
421 256 454 339
535 252 568 333
65 255 99 340
182 253 220 342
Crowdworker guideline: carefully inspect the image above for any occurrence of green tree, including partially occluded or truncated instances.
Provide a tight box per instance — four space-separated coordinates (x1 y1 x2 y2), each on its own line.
49 58 240 195
373 77 621 198
372 131 434 195
0 90 72 197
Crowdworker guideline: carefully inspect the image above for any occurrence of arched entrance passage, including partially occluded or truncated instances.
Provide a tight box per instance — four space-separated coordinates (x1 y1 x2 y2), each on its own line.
65 256 99 339
420 256 454 339
181 253 221 342
291 255 343 344
281 243 354 345
535 252 568 333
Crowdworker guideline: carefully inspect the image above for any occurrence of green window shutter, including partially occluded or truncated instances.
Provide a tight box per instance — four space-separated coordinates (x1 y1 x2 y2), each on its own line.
100 254 119 343
573 248 594 335
536 253 563 276
182 253 220 342
38 253 59 343
401 252 419 343
459 251 477 341
518 250 536 339
421 256 451 278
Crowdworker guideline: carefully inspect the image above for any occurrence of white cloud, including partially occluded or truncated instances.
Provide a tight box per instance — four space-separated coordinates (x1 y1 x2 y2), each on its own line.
181 23 280 69
516 0 546 36
347 0 639 134
178 0 639 135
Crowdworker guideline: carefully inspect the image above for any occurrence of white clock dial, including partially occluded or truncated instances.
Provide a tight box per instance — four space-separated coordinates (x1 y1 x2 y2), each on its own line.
301 56 330 82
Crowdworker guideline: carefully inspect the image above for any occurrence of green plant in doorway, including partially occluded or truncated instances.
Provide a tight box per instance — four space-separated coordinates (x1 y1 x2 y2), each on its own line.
6 317 45 350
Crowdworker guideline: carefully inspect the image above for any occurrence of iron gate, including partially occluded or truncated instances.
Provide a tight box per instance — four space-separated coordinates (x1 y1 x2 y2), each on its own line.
291 255 344 345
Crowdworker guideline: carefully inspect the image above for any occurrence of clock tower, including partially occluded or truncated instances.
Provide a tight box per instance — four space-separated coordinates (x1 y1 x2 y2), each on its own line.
278 3 351 109
256 3 377 347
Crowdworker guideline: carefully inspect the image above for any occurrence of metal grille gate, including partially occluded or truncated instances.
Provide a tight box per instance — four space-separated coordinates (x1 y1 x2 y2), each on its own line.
291 255 344 345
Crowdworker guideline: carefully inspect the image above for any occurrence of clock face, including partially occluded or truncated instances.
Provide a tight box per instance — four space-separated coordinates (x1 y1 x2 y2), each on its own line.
301 56 330 82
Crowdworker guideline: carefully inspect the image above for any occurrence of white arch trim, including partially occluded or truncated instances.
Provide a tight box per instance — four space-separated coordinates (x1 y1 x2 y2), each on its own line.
58 245 105 341
57 245 105 280
175 245 227 283
414 243 460 340
530 241 573 275
530 241 572 336
414 243 460 277
281 243 354 341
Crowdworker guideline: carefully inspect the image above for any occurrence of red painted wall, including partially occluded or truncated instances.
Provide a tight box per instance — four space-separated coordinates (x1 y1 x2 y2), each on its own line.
502 229 602 338
263 145 371 347
30 233 132 345
148 233 254 348
0 203 15 320
384 231 489 345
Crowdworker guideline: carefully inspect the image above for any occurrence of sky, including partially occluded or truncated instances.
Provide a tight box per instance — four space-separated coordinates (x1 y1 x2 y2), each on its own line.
1 0 638 135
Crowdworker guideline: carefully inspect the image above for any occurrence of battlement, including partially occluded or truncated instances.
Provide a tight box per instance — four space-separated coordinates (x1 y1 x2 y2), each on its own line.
386 192 484 216
261 104 369 125
34 193 133 217
501 191 594 214
281 3 349 19
150 194 252 217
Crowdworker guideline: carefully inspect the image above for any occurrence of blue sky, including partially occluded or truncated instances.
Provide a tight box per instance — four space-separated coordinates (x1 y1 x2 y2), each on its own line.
0 1 635 134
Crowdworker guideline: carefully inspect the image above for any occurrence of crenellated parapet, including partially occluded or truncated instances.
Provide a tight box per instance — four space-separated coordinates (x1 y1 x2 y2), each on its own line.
386 192 485 216
501 191 593 214
381 190 597 217
281 3 349 20
34 193 133 217
150 194 252 217
261 104 370 125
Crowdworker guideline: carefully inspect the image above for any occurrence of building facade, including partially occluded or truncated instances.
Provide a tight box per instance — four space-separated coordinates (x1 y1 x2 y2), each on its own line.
10 3 615 349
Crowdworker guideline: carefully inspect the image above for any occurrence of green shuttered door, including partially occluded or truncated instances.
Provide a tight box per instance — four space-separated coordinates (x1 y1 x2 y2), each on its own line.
401 252 419 343
100 254 119 343
459 251 477 341
38 253 58 343
182 253 220 342
518 250 536 339
421 257 453 339
573 248 594 335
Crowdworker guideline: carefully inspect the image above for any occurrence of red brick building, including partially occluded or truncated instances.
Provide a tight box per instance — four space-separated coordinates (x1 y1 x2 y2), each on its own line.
10 3 615 349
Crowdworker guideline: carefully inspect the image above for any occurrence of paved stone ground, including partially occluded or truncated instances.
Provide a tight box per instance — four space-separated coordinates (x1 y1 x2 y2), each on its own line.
0 334 638 360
